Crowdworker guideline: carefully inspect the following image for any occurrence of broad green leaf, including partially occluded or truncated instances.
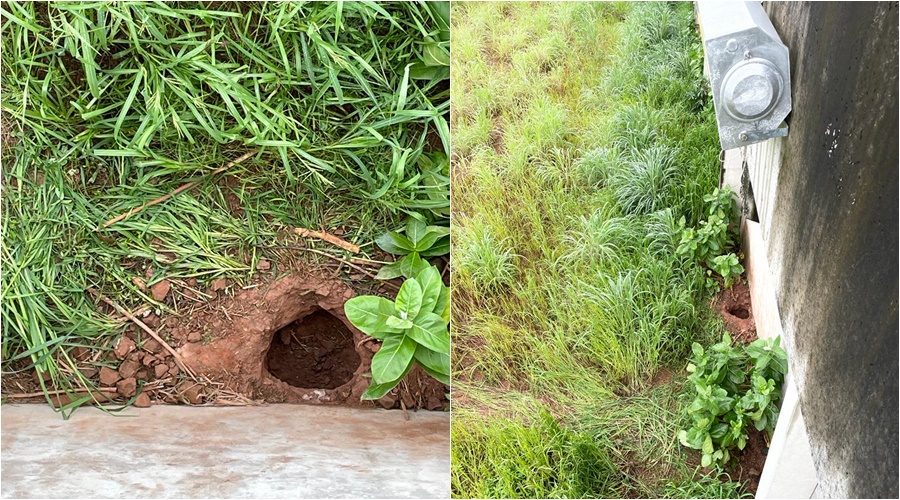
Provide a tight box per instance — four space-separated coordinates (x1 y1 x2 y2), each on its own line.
344 296 400 338
375 232 415 255
407 311 449 353
416 266 443 313
371 334 416 384
414 344 450 377
405 217 428 245
420 235 450 257
702 435 714 455
374 260 404 280
399 252 431 278
413 226 450 252
422 42 449 66
385 315 413 330
409 63 449 81
435 284 450 323
418 362 450 386
395 278 423 319
361 360 414 400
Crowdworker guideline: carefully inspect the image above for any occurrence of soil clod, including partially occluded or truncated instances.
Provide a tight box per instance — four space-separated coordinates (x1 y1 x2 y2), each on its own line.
99 366 121 386
114 337 136 359
133 392 152 408
116 377 137 398
150 279 171 302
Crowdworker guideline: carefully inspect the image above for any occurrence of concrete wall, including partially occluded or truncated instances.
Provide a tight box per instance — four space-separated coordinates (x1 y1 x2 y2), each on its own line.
760 2 898 498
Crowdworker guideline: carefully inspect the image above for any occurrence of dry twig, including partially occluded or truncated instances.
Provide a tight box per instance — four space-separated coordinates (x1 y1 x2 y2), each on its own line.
293 227 360 253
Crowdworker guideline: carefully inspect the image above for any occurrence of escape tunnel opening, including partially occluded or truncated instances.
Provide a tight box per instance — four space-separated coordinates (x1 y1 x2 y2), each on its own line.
266 309 360 389
727 305 751 319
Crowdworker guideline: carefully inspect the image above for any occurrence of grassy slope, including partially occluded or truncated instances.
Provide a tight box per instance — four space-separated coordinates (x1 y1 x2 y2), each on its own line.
0 2 448 414
451 3 745 498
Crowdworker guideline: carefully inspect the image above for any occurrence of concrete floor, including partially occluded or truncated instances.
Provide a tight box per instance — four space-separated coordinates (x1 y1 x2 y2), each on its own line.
1 404 450 499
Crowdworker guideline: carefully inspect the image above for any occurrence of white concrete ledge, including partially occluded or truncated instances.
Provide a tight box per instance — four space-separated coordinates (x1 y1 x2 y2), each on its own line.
1 404 450 499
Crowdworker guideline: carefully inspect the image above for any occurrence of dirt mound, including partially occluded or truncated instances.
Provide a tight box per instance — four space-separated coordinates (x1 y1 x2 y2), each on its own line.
172 271 448 410
5 270 449 412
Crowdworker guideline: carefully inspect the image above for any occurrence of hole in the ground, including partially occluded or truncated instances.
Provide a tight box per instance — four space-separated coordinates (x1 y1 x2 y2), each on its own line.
266 309 360 390
727 305 750 319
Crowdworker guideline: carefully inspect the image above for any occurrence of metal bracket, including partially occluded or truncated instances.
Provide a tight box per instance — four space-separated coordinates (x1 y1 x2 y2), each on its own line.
739 121 789 144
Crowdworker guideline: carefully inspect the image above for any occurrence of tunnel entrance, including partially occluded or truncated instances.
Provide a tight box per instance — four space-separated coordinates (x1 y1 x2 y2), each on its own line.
265 309 360 390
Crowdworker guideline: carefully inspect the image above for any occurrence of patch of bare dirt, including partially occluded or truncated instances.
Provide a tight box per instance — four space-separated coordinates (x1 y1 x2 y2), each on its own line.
4 264 448 412
169 270 447 410
715 278 757 344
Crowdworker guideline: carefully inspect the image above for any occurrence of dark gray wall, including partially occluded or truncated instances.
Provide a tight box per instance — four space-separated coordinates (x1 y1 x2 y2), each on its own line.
763 2 898 498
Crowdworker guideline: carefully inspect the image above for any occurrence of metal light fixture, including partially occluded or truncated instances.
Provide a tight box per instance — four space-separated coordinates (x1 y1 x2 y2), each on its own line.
696 1 791 150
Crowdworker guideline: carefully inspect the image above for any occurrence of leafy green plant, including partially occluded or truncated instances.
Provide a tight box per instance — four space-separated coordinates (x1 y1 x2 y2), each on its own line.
344 265 449 399
710 253 744 288
678 334 787 467
374 217 449 280
677 186 743 287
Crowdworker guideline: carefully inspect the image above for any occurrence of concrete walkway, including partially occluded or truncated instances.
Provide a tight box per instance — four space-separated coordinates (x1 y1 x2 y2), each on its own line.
1 404 450 499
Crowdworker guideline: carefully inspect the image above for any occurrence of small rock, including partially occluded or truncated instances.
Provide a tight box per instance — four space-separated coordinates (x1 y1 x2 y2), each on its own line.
132 276 148 292
127 351 144 362
118 359 140 379
116 377 137 398
177 381 203 404
144 265 154 280
210 278 228 292
154 364 169 378
141 355 154 367
80 367 98 379
114 337 136 360
143 339 162 353
186 278 198 287
99 366 121 386
378 392 398 410
133 392 152 408
150 279 171 302
168 366 180 378
144 314 161 329
187 331 202 343
164 317 179 328
256 259 271 271
135 369 150 381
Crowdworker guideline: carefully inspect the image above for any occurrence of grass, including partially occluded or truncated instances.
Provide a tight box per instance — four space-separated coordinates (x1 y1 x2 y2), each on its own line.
451 2 746 497
1 1 449 416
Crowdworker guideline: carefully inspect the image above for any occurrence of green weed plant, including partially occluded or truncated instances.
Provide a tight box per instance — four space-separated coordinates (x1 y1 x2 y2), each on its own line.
678 334 788 467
